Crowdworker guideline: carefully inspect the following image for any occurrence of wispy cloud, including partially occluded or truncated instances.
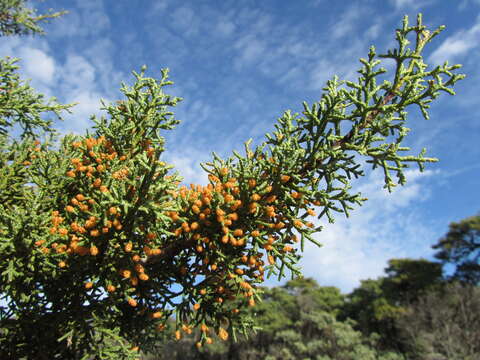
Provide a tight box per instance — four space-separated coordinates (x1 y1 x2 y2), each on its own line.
429 19 480 65
390 0 433 10
330 4 365 40
298 169 437 292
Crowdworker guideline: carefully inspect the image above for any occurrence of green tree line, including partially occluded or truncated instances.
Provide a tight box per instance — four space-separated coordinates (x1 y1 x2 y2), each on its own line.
148 214 480 360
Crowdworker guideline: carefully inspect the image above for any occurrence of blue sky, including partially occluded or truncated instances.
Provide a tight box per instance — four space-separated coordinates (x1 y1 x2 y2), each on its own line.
2 0 479 292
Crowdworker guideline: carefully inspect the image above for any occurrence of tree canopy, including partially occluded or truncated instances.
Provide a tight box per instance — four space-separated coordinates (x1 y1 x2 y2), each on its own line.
433 214 480 284
0 2 466 359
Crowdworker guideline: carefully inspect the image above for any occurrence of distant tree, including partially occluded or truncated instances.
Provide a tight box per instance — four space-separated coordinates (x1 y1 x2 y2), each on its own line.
396 282 480 360
382 258 443 304
342 258 443 351
265 311 404 360
432 214 480 284
150 279 403 360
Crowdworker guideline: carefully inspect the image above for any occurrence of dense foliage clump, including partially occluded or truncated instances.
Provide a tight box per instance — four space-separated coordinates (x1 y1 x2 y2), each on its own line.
0 2 467 359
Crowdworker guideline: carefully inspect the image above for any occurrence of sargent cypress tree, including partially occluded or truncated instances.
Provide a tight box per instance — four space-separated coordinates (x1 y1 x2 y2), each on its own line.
0 2 465 359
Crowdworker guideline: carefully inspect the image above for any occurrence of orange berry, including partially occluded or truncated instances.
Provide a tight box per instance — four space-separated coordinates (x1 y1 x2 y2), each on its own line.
139 273 149 281
152 311 163 319
85 282 93 289
193 303 200 311
132 254 141 262
34 239 45 247
65 205 75 213
175 330 181 340
128 297 137 307
266 195 277 203
280 175 291 182
108 207 117 215
293 219 303 228
240 281 252 290
90 230 100 237
251 230 260 237
233 229 244 237
125 242 133 252
268 255 275 265
122 270 131 279
90 245 99 256
76 194 85 201
291 191 301 199
58 261 66 268
66 170 76 178
251 194 261 201
151 248 162 255
219 168 229 176
134 264 144 273
218 327 229 341
107 285 116 293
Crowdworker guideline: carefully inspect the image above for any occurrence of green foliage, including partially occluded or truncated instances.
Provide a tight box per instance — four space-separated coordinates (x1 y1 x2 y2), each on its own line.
0 3 466 359
0 0 66 36
0 56 74 209
396 282 480 360
341 258 443 351
151 278 403 360
0 56 73 139
432 214 480 284
265 311 404 360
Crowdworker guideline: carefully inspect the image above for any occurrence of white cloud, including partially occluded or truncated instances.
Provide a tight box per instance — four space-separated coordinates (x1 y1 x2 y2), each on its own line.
171 6 199 37
298 169 437 292
163 149 210 187
49 0 110 38
429 20 480 65
60 54 96 92
234 34 266 67
390 0 432 9
215 19 235 37
150 0 169 14
310 0 325 6
308 58 358 91
18 48 56 85
459 0 480 9
331 4 364 40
